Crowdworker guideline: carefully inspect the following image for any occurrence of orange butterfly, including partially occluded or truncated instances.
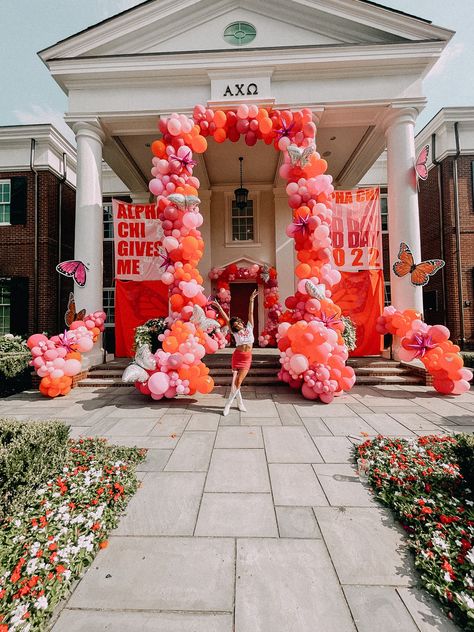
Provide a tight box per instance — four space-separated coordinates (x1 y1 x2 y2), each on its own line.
64 292 86 327
393 242 444 287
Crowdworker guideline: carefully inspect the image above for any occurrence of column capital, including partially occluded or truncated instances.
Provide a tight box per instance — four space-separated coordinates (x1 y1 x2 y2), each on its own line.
382 107 418 135
71 118 105 144
198 189 212 202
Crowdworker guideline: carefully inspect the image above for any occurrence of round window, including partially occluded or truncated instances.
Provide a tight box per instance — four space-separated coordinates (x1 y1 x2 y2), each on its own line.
223 22 257 47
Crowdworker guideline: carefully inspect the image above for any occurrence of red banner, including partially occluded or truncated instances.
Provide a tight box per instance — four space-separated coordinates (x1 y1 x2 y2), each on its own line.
113 199 164 280
330 188 384 356
115 280 169 357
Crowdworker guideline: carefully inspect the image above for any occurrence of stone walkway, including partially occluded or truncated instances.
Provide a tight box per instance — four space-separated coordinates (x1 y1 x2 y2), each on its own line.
2 383 473 631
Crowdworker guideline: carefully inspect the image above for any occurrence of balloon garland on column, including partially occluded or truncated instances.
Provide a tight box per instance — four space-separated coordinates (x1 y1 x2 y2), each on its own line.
136 104 355 401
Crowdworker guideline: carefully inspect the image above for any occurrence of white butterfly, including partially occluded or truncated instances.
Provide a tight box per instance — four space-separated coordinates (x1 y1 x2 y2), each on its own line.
287 144 316 167
122 344 156 383
191 305 220 333
305 280 326 301
167 194 200 210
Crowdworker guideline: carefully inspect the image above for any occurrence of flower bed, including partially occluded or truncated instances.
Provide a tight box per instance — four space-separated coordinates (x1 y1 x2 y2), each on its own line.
357 435 474 630
0 436 146 631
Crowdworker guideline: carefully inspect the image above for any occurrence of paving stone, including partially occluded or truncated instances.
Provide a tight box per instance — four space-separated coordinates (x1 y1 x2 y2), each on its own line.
88 417 129 437
295 403 355 418
186 413 220 431
359 413 415 436
240 416 282 426
205 449 270 492
312 436 355 463
218 411 241 426
322 416 378 437
112 405 168 418
347 402 375 415
387 412 442 432
263 427 323 463
274 402 303 425
240 399 278 417
136 449 172 472
275 506 321 538
215 426 263 448
343 586 419 632
414 397 471 418
68 426 89 438
302 417 332 436
235 539 356 632
150 415 191 435
164 432 215 472
315 507 413 585
67 536 234 612
104 435 180 449
366 405 427 415
114 472 205 536
313 464 376 507
269 464 328 506
397 587 460 632
195 493 278 537
52 610 233 632
106 417 159 436
446 414 474 425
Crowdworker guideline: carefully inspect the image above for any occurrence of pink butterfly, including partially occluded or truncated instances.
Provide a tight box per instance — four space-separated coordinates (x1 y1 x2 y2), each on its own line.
56 260 89 287
415 145 429 183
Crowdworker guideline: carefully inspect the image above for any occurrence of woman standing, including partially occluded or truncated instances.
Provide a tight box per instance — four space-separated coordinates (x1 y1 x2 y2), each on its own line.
211 289 258 415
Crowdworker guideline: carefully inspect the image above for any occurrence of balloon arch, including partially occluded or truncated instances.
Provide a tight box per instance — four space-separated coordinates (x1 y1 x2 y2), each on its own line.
141 104 356 402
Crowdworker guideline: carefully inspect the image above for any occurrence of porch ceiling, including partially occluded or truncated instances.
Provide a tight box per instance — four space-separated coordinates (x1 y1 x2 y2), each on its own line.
104 117 375 192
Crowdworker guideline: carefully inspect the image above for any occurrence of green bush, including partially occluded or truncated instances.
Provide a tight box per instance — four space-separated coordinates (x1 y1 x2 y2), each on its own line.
0 334 32 397
133 317 168 353
461 351 474 369
0 419 69 519
453 433 474 493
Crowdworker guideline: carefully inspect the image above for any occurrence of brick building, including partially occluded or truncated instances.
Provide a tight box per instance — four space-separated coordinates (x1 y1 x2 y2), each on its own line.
360 107 474 349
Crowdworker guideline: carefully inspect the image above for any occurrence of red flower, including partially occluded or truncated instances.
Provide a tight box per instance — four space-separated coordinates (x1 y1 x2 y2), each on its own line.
48 542 57 551
56 565 66 575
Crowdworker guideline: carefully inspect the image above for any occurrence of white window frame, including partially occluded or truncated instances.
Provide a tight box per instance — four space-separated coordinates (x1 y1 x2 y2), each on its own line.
0 279 11 334
0 179 11 226
103 287 115 326
384 281 391 307
380 193 388 234
103 202 114 241
224 191 261 247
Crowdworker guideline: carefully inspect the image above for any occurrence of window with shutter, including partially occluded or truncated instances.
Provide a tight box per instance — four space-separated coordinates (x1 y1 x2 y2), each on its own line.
10 176 28 225
0 279 11 334
0 180 11 224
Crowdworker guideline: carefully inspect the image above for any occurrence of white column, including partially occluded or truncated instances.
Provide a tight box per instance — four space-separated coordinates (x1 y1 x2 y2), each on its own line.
198 189 212 296
73 120 105 367
273 187 295 303
385 108 424 316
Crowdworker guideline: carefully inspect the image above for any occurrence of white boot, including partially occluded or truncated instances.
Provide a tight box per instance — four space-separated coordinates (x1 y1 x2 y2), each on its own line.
236 389 247 412
223 388 239 416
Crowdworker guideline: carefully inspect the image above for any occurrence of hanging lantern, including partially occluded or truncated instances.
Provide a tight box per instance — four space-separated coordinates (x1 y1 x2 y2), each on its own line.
234 156 249 210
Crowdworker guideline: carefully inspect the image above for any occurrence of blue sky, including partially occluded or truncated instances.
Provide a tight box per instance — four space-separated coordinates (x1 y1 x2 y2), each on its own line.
0 0 472 144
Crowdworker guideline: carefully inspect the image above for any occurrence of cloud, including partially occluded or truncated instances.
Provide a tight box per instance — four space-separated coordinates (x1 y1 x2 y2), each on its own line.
13 104 76 145
426 40 465 79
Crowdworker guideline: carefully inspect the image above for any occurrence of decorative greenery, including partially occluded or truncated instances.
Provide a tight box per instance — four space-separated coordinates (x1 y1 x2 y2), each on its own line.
0 419 69 520
133 318 168 353
454 434 474 494
0 435 146 630
356 435 474 629
461 352 474 369
341 316 357 351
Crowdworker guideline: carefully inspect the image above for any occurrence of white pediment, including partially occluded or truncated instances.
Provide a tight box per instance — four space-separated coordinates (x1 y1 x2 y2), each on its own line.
40 0 453 61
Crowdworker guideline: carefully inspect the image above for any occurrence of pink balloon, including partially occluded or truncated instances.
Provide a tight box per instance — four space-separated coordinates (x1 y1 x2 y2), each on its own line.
301 383 318 400
44 349 58 361
149 179 164 196
63 359 82 376
182 212 199 229
51 369 64 379
167 118 182 136
77 337 94 353
148 371 170 395
237 104 249 119
52 357 66 369
27 334 48 349
289 354 309 374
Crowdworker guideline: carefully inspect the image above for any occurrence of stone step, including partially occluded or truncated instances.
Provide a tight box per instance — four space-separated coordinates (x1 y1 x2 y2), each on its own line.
354 375 424 385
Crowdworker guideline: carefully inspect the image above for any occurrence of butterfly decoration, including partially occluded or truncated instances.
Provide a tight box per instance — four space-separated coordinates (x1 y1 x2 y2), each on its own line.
287 144 315 167
64 292 86 328
414 144 429 187
167 194 200 211
191 305 220 334
305 280 326 301
393 242 445 287
260 264 270 284
56 260 89 287
122 344 157 383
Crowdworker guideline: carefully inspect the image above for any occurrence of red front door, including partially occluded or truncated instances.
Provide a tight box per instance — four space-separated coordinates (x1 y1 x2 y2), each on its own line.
230 282 259 347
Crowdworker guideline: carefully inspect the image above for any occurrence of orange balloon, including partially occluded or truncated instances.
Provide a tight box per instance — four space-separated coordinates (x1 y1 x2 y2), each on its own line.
213 128 227 143
170 294 184 312
295 263 311 279
162 336 178 353
214 110 227 128
66 351 82 361
151 140 166 158
191 135 208 153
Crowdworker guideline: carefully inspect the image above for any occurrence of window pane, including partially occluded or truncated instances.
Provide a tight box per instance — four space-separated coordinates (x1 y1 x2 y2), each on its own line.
231 199 254 241
103 203 114 239
103 288 115 324
0 281 11 334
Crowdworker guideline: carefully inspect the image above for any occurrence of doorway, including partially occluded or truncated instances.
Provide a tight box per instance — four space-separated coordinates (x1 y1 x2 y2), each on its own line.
230 282 259 346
